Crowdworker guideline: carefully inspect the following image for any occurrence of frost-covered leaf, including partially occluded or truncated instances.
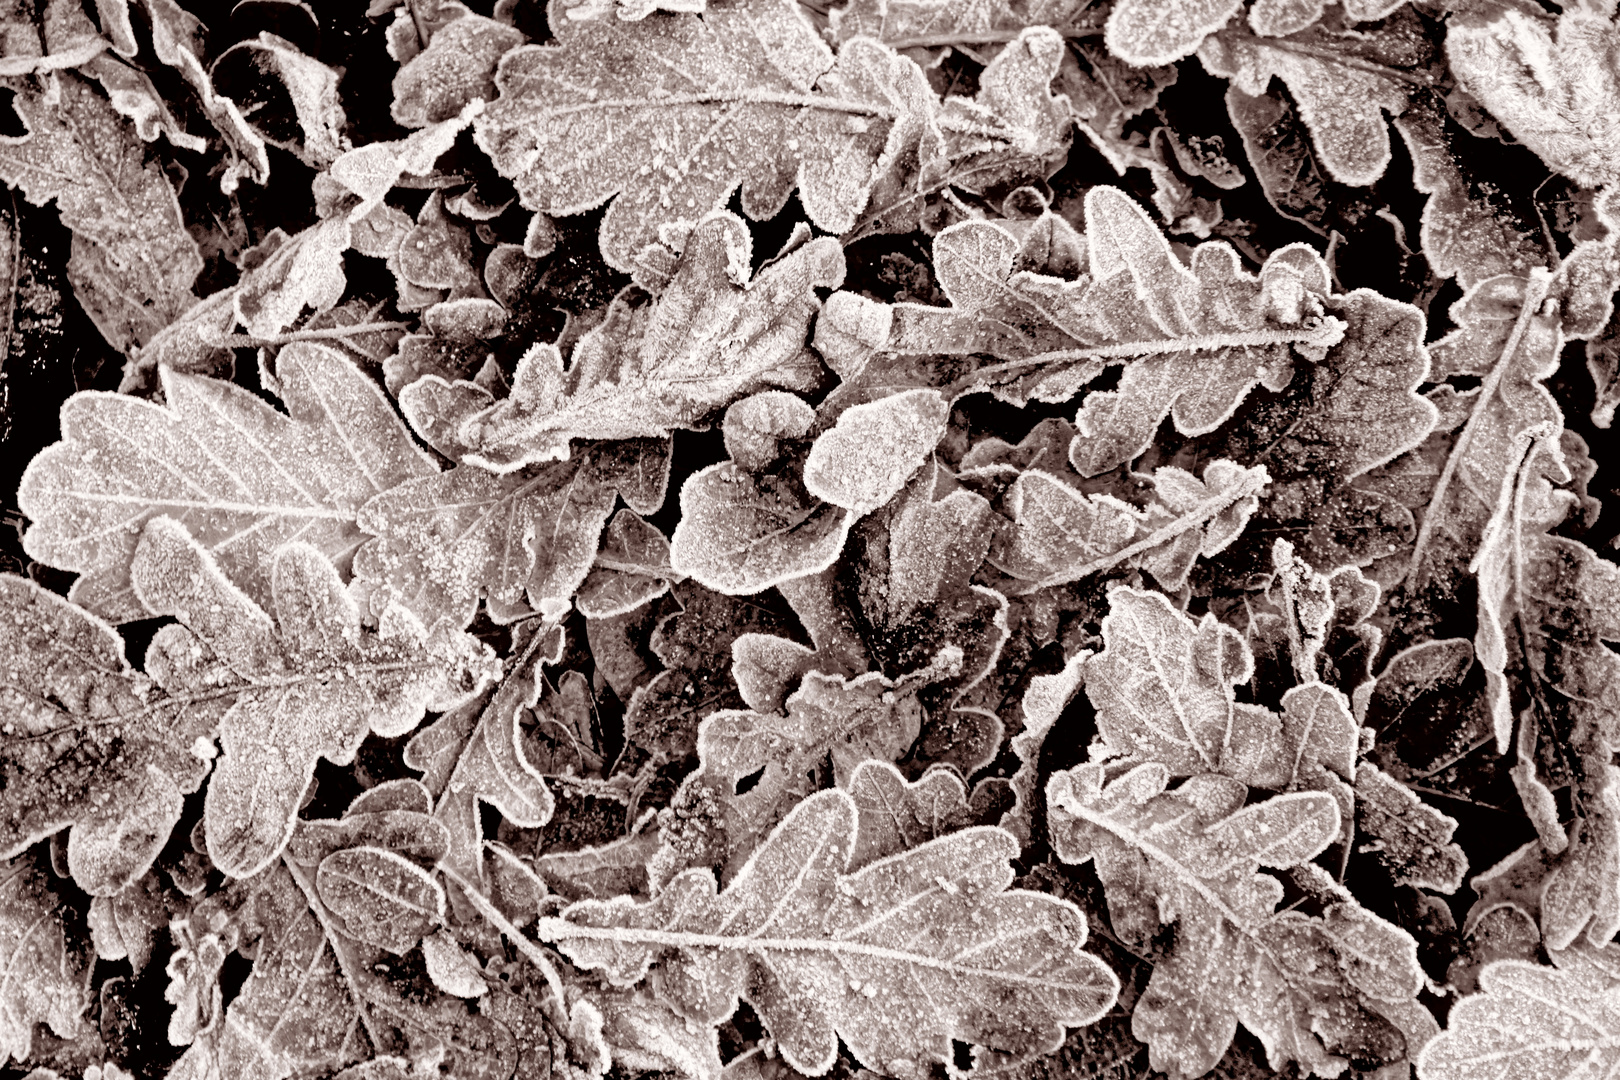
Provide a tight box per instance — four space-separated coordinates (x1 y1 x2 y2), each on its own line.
577 509 681 620
1085 588 1359 793
548 786 1119 1079
1199 11 1423 186
355 449 625 628
1417 942 1620 1080
674 659 951 877
595 990 721 1080
171 841 514 1080
846 759 1007 870
141 0 269 190
0 849 91 1069
1049 762 1420 1078
1392 98 1552 291
988 460 1267 590
424 212 840 471
128 516 498 879
473 0 933 269
1106 0 1243 67
803 389 948 515
1446 9 1620 189
404 625 559 883
1001 647 1088 846
1355 764 1468 894
421 929 488 999
0 576 215 896
0 72 201 355
820 187 1345 460
330 102 482 220
21 343 436 623
669 460 851 597
1401 244 1618 653
212 32 348 168
391 11 522 128
317 847 446 954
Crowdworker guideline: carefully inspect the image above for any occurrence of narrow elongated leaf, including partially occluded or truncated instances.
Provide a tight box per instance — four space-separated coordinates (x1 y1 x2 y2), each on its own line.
128 517 499 879
818 186 1345 466
20 343 437 623
547 787 1119 1079
988 460 1267 590
473 0 932 268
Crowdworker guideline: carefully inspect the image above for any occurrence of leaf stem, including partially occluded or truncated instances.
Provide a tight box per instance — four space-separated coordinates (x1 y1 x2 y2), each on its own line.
439 864 569 1009
945 320 1346 401
214 322 413 348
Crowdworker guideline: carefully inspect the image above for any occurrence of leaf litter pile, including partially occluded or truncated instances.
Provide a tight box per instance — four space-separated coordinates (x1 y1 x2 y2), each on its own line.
5 0 1620 1077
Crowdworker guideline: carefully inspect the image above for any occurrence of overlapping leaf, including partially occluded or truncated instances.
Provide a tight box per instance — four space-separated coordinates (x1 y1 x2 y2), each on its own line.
1049 762 1422 1078
1446 9 1620 190
1417 942 1620 1080
1085 588 1358 791
128 516 498 879
817 186 1346 474
0 71 202 355
548 786 1119 1079
0 849 91 1068
415 212 840 472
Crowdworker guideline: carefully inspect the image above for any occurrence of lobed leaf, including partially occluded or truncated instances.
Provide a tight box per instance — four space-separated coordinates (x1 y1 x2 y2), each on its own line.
129 516 499 879
472 0 932 269
21 343 437 623
549 787 1119 1078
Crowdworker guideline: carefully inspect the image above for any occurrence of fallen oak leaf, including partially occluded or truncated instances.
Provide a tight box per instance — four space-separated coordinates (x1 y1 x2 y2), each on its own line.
459 786 1119 1080
0 848 93 1069
472 0 935 269
128 516 499 879
426 211 841 473
21 342 437 623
